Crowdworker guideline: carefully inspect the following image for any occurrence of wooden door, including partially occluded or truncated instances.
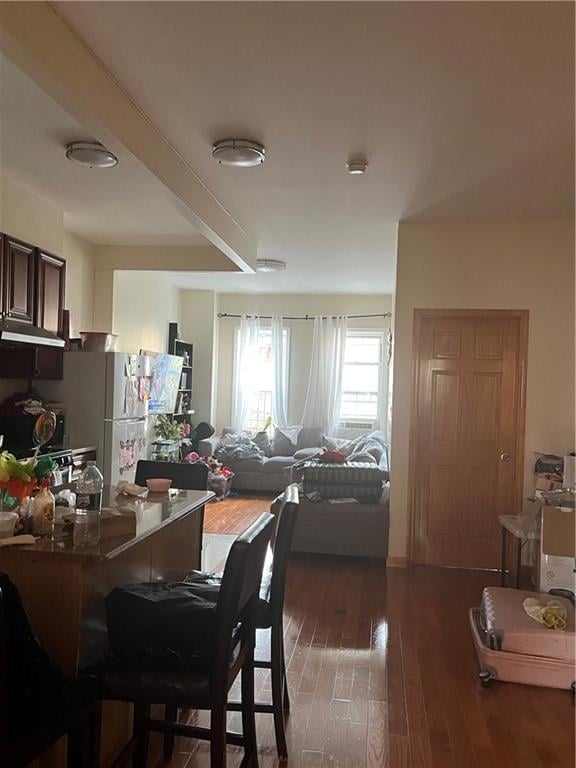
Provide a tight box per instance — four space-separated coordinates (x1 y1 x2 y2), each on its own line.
410 310 527 569
36 250 66 335
2 236 36 324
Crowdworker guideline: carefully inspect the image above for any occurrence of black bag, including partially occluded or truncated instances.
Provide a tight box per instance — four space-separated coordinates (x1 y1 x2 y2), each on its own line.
105 577 221 661
196 422 215 440
0 573 66 733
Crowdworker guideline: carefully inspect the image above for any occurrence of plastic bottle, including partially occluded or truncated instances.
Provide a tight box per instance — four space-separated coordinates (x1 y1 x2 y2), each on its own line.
74 461 103 547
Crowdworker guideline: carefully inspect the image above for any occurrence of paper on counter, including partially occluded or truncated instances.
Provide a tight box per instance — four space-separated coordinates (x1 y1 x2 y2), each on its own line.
0 534 37 547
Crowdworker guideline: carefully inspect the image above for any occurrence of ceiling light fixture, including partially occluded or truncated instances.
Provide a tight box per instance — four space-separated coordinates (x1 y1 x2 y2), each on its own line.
346 158 368 175
256 259 286 273
65 141 119 168
212 139 265 167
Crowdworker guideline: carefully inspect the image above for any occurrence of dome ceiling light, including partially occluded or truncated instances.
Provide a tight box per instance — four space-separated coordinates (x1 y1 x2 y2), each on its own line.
256 259 286 273
346 157 368 175
212 139 265 167
65 141 119 168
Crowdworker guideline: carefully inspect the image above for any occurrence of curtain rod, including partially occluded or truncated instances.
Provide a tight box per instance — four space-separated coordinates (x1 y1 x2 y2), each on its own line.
217 312 392 320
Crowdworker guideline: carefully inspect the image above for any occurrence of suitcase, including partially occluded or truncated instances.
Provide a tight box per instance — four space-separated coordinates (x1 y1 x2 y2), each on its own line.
469 586 575 690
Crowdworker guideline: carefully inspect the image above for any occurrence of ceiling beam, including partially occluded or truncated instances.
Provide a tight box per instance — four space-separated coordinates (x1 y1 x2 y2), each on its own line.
0 1 256 273
94 245 241 272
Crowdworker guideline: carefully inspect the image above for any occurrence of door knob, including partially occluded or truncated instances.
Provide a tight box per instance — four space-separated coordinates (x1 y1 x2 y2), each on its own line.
500 452 511 462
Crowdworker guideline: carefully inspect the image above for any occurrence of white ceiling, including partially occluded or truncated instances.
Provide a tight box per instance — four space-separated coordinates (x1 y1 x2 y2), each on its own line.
0 53 208 246
3 2 574 295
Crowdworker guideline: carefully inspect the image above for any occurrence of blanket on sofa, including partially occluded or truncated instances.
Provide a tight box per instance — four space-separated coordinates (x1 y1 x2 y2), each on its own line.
215 432 264 462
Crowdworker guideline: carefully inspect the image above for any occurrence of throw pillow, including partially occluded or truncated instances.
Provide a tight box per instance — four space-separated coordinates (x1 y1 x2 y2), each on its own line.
297 427 323 450
272 428 296 457
293 447 324 460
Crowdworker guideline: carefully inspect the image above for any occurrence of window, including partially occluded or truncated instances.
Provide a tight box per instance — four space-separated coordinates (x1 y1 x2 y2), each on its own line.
339 331 385 424
234 326 289 432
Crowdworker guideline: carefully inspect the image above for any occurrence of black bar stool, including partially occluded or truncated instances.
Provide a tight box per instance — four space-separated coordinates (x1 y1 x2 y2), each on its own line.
89 512 275 768
0 573 101 768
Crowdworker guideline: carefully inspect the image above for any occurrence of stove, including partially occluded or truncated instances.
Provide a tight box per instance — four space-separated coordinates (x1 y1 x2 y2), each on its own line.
4 444 73 486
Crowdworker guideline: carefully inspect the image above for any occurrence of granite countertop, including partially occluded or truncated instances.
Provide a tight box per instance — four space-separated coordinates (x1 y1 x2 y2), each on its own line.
0 487 213 564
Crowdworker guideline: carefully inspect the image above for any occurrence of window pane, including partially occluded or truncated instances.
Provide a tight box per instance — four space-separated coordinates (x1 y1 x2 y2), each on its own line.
342 363 379 392
345 336 381 364
235 327 288 432
340 332 383 422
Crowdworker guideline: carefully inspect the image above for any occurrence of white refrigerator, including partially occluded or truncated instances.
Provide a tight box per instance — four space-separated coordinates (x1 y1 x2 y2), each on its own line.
43 352 151 484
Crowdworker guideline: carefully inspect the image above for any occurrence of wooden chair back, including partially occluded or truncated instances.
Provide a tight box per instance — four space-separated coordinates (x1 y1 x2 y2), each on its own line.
269 484 299 624
135 460 208 490
211 513 275 689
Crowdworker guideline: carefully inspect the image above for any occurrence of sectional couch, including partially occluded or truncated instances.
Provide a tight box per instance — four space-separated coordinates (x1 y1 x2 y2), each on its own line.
198 427 389 494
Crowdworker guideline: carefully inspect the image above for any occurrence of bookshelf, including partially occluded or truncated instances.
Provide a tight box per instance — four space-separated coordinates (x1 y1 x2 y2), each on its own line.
168 322 194 421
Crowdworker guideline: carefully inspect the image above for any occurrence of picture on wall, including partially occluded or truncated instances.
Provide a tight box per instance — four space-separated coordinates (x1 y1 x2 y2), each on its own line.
147 353 184 414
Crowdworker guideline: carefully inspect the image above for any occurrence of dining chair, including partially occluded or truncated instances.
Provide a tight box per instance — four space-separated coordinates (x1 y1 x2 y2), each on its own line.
0 573 101 768
241 484 299 759
135 459 209 490
91 512 275 768
174 484 300 761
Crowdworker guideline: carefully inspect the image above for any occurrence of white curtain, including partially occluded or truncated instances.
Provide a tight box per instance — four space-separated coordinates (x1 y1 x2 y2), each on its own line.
271 315 288 427
301 315 348 433
231 314 261 431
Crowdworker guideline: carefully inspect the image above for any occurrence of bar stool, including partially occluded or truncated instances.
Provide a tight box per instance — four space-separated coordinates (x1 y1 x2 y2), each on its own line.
0 573 101 768
89 512 275 768
173 484 300 760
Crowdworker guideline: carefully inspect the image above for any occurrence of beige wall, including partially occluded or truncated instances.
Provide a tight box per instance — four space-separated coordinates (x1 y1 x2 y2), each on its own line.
62 230 95 337
112 271 180 354
389 220 575 560
215 293 393 432
0 175 63 254
179 290 219 424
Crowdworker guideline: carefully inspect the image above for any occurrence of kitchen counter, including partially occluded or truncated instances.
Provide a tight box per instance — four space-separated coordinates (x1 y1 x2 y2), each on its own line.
0 487 212 768
4 487 213 563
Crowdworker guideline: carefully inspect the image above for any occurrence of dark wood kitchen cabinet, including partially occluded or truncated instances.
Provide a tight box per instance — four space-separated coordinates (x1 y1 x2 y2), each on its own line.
0 233 66 380
36 250 66 335
2 235 36 325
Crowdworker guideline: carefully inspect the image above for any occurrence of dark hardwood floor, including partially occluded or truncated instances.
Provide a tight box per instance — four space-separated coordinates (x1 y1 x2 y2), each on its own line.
146 495 575 768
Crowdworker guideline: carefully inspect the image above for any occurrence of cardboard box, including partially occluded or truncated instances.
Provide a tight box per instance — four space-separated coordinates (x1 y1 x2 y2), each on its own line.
538 506 575 594
534 473 563 493
541 506 575 558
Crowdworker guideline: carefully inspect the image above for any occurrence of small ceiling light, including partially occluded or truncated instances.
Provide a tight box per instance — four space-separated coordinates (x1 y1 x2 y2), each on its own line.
65 141 118 168
212 139 265 167
256 259 286 273
346 158 368 175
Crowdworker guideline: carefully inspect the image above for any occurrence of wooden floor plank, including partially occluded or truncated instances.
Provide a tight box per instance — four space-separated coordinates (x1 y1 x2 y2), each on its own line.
141 493 576 768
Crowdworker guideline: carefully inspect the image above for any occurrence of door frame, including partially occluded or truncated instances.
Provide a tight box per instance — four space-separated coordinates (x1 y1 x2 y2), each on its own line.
408 308 529 566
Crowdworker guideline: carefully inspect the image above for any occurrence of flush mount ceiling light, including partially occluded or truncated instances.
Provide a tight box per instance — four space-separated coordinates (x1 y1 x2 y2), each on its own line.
65 141 119 168
346 158 368 175
212 139 265 167
256 259 286 273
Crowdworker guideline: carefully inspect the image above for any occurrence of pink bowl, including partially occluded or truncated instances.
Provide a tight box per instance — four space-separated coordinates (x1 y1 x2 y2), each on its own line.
146 478 172 493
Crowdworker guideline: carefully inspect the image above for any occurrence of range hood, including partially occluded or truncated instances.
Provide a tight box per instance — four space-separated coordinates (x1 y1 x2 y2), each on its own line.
0 318 65 348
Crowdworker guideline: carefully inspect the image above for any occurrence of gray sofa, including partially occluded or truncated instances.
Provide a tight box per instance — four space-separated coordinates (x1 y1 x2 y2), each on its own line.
198 427 389 494
198 427 325 492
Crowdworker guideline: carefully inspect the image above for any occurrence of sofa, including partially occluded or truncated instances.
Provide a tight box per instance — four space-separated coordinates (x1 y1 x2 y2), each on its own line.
198 427 389 494
198 427 326 492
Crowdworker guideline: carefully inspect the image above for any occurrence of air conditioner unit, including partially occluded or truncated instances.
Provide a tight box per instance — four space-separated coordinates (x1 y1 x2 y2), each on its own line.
336 421 378 439
341 421 377 431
